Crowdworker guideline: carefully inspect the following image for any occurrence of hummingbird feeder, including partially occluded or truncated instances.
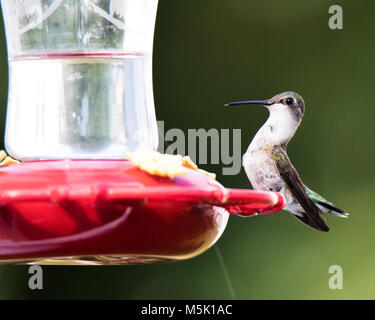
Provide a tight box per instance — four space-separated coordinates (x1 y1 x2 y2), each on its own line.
0 0 285 265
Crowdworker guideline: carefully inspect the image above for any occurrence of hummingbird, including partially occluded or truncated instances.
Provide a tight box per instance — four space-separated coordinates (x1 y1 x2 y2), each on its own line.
225 91 348 232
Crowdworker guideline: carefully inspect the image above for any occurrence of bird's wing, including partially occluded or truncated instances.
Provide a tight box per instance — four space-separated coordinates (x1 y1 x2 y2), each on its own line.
305 187 349 218
272 147 330 232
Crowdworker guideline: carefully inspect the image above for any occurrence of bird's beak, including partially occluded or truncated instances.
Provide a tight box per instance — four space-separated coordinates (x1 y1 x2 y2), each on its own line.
224 100 274 107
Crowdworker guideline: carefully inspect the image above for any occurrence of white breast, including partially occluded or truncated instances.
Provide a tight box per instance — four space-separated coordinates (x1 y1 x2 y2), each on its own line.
243 147 282 191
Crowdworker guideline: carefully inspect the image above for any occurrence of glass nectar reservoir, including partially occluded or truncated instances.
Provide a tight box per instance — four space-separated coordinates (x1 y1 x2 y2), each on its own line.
1 0 159 160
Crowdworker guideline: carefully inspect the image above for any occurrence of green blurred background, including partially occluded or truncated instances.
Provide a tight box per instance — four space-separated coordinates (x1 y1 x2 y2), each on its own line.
0 0 372 299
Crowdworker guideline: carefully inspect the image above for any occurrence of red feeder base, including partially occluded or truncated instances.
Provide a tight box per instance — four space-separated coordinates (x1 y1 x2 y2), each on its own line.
0 160 285 265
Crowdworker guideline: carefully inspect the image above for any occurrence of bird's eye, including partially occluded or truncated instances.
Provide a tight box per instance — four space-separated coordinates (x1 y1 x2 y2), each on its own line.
286 97 294 105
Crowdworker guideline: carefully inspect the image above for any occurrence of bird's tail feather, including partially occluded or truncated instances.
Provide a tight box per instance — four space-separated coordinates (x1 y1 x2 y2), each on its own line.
315 202 349 218
306 187 349 218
